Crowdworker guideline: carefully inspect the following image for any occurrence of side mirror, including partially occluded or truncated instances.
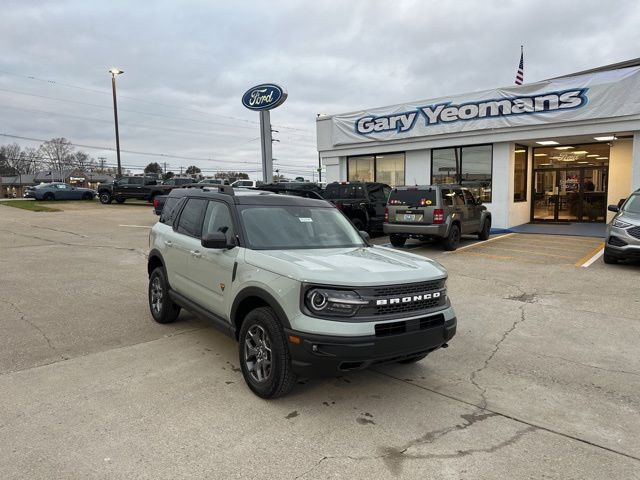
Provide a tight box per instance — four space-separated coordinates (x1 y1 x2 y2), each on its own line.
359 230 370 243
201 232 234 249
607 204 620 213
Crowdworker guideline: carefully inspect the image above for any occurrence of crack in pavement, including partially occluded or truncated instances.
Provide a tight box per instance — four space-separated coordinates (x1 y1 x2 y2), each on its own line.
468 288 535 409
294 412 534 478
5 220 88 238
4 229 148 258
0 298 67 362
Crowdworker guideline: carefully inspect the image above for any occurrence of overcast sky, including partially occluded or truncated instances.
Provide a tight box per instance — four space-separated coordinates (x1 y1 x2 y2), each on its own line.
1 0 639 178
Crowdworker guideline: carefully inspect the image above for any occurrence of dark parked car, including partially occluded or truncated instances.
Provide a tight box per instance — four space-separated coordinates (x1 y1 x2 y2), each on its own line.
98 176 173 204
384 184 491 250
33 183 96 201
604 189 640 263
255 182 324 199
323 181 391 232
162 177 194 186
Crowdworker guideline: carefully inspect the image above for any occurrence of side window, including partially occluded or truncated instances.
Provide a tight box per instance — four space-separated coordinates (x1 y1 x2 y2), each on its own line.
160 197 181 225
441 188 454 207
117 178 129 185
462 189 476 205
129 177 144 185
176 198 207 238
453 189 465 206
202 201 235 244
383 186 392 201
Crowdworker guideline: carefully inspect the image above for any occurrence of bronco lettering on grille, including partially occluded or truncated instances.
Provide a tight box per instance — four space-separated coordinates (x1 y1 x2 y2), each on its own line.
376 291 441 306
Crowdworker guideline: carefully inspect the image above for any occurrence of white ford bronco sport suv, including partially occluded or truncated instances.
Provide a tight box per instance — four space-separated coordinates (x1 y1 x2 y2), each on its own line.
148 187 457 398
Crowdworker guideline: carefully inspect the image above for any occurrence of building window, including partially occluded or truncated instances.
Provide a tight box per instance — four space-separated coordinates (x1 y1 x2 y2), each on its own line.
347 153 405 186
431 144 492 202
347 156 374 182
514 144 528 202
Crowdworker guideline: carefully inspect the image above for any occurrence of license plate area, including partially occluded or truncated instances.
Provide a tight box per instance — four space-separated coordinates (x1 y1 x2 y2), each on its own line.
399 210 424 222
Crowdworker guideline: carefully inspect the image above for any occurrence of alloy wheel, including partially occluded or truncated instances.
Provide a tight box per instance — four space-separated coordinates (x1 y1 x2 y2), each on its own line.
243 325 272 383
150 276 163 314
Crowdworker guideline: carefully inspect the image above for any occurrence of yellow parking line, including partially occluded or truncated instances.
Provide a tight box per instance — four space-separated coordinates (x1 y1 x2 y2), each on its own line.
507 236 602 247
575 243 605 267
480 245 575 259
448 233 516 253
495 241 594 252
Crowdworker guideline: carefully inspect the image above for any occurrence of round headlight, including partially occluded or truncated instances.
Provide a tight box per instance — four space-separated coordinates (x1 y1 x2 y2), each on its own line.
308 291 328 311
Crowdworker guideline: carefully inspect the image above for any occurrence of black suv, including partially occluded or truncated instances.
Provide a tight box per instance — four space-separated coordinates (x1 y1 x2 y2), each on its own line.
98 176 173 204
323 182 391 233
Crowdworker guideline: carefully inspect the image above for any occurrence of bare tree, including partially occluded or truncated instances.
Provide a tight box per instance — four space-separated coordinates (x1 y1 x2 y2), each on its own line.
20 147 39 174
73 151 92 170
0 143 23 174
39 138 75 181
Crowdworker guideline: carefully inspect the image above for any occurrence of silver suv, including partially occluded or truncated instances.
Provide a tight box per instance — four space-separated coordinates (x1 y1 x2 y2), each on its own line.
147 187 457 398
384 185 492 250
604 189 640 264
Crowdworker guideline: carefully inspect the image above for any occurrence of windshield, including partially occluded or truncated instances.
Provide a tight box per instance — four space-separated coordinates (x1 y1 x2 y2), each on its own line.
240 206 365 250
621 194 640 214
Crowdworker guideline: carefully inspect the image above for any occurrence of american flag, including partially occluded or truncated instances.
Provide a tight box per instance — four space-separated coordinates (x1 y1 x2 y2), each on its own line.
515 46 524 85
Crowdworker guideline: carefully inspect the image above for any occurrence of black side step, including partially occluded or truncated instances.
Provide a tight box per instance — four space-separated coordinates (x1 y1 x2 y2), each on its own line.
169 289 236 338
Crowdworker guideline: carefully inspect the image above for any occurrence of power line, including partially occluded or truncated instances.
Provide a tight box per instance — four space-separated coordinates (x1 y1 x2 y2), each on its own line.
0 87 315 139
0 69 317 135
0 132 315 168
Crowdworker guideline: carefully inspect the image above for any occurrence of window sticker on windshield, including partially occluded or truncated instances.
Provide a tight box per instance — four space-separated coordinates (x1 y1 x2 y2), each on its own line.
299 217 313 222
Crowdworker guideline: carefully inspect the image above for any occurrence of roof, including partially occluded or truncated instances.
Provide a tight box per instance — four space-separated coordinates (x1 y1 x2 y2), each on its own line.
546 57 640 80
171 186 331 207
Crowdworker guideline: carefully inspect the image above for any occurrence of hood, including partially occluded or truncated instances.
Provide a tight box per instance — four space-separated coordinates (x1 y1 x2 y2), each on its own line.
244 245 447 286
619 210 640 224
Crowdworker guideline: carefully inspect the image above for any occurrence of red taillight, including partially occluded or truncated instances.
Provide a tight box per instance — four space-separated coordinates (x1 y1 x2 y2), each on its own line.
384 207 389 222
153 198 159 209
433 209 444 224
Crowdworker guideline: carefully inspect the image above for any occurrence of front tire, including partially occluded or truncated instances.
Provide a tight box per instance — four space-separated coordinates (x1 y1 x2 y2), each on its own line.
99 192 112 204
239 307 296 399
390 234 407 248
478 218 491 241
43 192 55 201
443 224 461 251
148 267 181 324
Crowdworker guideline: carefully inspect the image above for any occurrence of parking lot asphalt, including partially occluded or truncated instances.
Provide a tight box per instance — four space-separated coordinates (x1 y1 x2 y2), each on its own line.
1 201 639 479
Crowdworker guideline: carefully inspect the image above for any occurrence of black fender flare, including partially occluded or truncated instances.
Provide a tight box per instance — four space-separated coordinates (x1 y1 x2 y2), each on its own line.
147 248 165 276
230 286 292 330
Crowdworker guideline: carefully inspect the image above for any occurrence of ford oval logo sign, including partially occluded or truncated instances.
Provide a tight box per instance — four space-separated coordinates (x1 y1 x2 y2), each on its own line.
242 83 287 111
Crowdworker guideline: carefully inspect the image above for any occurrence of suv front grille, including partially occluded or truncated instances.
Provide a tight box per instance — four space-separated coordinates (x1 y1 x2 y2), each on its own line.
371 280 445 297
356 279 447 317
628 226 640 240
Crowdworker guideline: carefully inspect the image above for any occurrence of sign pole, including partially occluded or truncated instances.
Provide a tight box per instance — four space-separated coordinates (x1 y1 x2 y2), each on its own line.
259 110 273 183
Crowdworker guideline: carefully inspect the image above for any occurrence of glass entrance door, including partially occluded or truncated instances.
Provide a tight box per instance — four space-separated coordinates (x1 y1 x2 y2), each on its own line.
532 167 608 222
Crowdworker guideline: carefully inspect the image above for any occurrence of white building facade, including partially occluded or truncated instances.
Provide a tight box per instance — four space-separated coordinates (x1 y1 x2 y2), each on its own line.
316 60 640 229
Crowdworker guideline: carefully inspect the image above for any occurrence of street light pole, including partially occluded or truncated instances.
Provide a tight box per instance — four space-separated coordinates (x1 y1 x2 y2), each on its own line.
109 68 124 177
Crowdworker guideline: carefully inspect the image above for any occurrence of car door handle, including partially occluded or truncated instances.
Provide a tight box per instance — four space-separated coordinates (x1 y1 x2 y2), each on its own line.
190 250 202 258
164 240 173 247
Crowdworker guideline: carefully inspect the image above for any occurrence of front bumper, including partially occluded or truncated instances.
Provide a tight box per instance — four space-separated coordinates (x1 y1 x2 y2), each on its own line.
383 222 448 237
285 314 456 377
606 224 640 260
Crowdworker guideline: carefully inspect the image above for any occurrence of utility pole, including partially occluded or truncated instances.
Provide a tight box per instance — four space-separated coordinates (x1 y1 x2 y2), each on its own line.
98 157 106 173
179 165 183 175
109 69 124 177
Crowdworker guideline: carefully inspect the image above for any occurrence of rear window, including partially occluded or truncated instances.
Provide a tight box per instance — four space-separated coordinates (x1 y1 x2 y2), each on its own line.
388 189 437 207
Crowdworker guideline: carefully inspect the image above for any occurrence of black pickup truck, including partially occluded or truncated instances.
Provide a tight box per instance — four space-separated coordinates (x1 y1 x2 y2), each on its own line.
323 181 391 233
98 176 173 204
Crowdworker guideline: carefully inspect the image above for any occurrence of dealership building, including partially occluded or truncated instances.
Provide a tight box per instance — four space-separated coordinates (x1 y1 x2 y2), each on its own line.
316 58 640 229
